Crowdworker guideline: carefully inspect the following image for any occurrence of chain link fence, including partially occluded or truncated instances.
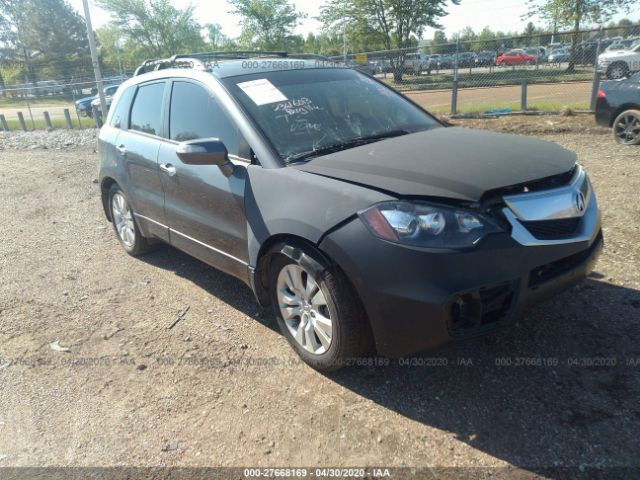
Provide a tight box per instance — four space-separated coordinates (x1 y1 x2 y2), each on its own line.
1 25 639 130
331 25 640 116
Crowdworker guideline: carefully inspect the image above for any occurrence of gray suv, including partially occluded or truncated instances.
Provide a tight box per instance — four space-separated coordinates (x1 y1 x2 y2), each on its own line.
99 52 603 371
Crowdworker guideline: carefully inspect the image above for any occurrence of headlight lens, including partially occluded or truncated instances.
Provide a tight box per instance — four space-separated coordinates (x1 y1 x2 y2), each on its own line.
360 201 503 248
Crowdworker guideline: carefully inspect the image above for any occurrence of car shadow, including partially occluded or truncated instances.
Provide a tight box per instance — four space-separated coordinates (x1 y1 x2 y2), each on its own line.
138 243 278 332
139 246 640 473
328 275 640 473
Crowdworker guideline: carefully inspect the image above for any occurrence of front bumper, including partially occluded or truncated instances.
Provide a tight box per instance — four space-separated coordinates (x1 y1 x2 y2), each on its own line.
319 206 603 358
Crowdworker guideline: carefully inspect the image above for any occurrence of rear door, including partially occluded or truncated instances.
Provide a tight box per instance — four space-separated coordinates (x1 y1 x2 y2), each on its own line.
116 80 169 241
157 79 249 280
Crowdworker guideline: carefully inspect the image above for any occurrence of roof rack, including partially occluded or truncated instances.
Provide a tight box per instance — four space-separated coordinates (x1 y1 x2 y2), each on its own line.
133 51 333 76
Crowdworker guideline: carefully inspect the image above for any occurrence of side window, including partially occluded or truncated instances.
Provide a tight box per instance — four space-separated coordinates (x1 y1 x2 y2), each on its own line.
129 82 165 136
169 81 240 155
109 86 135 129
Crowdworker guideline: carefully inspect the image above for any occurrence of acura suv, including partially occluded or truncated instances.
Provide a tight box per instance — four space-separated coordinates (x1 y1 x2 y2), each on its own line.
98 53 603 371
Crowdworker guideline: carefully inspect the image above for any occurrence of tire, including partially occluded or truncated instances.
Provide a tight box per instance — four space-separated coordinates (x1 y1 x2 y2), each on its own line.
498 61 506 67
607 62 629 80
612 109 640 146
108 184 154 256
268 245 373 371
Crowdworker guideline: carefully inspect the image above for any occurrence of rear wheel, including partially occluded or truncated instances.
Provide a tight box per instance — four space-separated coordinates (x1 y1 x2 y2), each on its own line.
108 184 154 256
613 109 640 145
269 246 372 371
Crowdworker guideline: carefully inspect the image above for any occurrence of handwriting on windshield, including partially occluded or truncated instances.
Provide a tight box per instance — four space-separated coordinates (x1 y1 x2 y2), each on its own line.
290 118 322 134
273 97 321 116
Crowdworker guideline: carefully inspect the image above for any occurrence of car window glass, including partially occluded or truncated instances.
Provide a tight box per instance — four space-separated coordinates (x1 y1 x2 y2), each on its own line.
109 85 135 129
129 82 165 136
169 81 239 155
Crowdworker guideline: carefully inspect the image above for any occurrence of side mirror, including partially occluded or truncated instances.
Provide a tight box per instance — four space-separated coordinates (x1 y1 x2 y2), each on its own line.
176 138 234 177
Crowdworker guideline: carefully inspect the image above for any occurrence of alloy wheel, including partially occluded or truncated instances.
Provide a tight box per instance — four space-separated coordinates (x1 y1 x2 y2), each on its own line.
614 112 640 145
111 192 136 248
276 264 333 355
609 65 626 79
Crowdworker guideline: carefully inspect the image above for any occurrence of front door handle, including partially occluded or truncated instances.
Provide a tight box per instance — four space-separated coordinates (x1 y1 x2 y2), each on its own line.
159 163 177 177
115 144 127 156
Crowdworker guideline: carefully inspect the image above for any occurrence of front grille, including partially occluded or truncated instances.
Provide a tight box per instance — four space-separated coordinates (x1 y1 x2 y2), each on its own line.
448 281 518 339
520 217 581 240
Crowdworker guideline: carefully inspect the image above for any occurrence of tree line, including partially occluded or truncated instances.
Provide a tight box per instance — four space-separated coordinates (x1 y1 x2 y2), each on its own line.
0 0 637 90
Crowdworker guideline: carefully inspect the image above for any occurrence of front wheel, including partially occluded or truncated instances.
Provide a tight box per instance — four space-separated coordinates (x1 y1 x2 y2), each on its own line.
607 62 629 80
269 246 373 371
613 109 640 145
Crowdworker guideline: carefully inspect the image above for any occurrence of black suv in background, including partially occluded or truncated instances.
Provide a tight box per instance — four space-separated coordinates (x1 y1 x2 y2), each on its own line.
99 52 602 370
595 72 640 145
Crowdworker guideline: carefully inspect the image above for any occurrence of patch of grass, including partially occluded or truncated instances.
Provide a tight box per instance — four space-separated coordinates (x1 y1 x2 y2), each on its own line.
2 116 96 131
0 96 75 108
384 67 595 91
427 100 590 115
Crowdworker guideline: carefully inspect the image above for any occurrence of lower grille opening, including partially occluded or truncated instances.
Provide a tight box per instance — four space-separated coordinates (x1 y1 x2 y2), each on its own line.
529 231 603 288
520 217 582 240
448 281 517 339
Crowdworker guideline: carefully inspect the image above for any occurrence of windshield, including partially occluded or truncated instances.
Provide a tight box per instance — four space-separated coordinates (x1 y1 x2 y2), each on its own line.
223 68 440 163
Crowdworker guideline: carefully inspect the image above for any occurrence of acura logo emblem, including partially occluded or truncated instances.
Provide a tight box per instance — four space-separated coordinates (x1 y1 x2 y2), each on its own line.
575 191 586 213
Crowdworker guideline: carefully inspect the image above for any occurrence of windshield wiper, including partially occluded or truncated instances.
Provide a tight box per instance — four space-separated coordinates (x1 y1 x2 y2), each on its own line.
285 129 411 164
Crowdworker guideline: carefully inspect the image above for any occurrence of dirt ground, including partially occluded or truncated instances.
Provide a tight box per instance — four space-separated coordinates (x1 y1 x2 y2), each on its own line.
1 118 639 477
406 81 593 112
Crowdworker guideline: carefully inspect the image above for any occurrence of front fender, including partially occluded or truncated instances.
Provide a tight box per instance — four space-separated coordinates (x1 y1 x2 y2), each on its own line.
244 165 394 267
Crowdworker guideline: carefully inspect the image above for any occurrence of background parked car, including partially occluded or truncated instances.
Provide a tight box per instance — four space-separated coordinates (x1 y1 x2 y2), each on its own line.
548 48 569 64
598 41 640 79
496 49 537 66
437 54 455 69
75 84 120 117
595 72 640 144
403 53 431 75
36 80 64 95
456 52 478 68
474 51 496 66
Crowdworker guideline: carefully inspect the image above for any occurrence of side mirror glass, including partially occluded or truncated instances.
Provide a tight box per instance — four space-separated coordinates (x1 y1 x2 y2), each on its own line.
176 138 234 177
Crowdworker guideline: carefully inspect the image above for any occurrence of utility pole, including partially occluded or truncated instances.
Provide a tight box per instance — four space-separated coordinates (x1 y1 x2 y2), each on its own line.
82 0 107 117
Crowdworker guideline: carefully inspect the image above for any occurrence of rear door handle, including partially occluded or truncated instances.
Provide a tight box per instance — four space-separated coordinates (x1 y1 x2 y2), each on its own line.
159 163 177 177
115 144 127 156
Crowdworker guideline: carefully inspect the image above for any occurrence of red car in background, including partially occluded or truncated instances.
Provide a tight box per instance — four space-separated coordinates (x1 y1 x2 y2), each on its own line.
496 49 537 66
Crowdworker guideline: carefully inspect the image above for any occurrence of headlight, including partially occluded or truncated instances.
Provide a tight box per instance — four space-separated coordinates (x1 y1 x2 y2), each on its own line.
359 201 504 248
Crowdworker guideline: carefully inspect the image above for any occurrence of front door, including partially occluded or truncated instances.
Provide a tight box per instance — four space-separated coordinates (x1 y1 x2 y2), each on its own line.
157 80 249 280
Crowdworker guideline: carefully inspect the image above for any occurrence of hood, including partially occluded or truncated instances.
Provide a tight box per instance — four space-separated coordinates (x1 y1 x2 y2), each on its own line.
293 127 576 202
600 50 632 59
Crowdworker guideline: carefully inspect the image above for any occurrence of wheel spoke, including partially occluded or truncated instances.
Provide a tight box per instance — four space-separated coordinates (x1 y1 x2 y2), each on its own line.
279 288 300 306
304 275 319 302
313 320 331 350
313 312 332 338
281 305 303 320
303 320 320 353
311 289 327 309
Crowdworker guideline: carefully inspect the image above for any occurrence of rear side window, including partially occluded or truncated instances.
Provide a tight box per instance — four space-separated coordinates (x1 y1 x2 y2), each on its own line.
129 82 165 136
109 86 135 129
169 81 239 155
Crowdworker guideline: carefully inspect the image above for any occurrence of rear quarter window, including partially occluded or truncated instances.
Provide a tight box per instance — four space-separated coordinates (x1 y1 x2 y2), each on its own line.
109 86 135 129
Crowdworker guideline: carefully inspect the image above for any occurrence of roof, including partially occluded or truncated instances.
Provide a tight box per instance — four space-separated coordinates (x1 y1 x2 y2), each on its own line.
133 52 341 80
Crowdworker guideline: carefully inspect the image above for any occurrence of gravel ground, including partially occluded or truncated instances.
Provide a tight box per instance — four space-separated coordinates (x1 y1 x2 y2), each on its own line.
0 128 98 150
0 120 639 477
